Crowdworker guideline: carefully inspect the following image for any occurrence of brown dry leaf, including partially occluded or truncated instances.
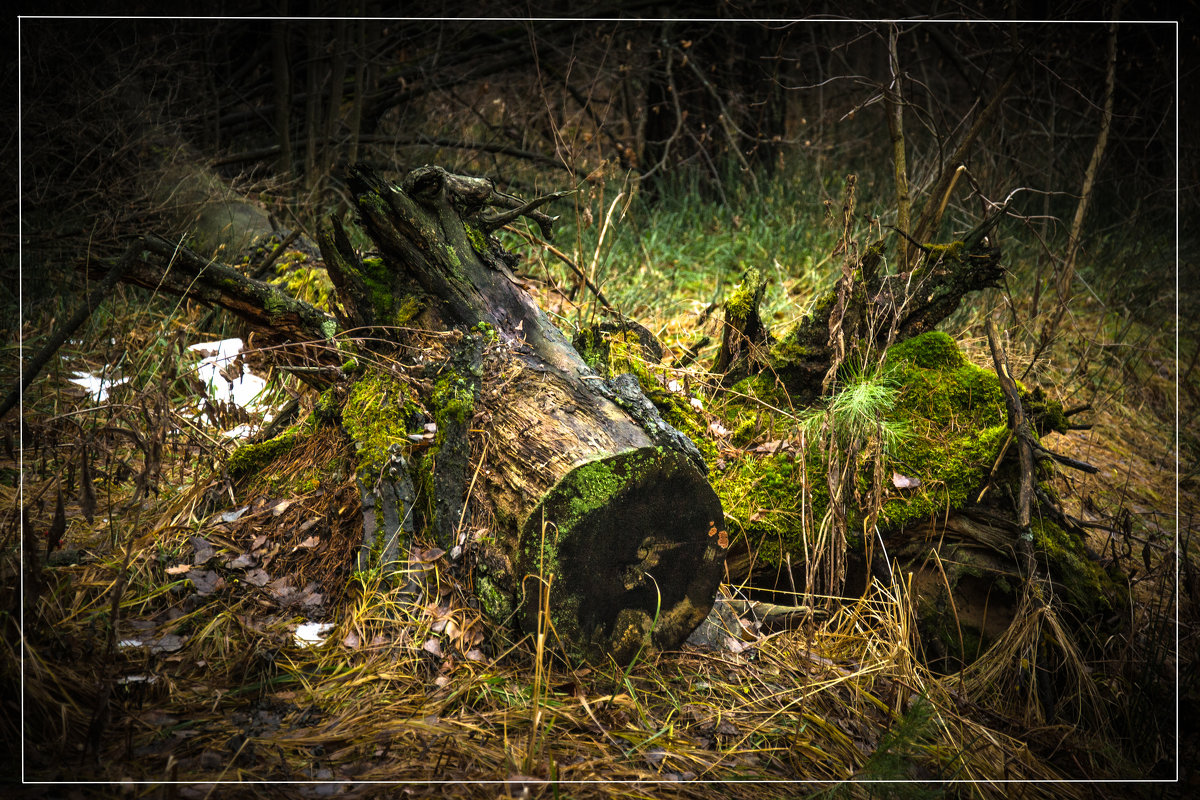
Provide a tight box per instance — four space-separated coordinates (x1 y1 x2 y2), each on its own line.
226 552 256 569
414 546 445 563
268 575 293 599
165 563 191 575
150 633 185 654
244 567 270 587
188 569 223 596
189 535 215 564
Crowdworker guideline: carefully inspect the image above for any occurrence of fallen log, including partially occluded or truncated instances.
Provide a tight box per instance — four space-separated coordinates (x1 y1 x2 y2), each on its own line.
320 165 728 665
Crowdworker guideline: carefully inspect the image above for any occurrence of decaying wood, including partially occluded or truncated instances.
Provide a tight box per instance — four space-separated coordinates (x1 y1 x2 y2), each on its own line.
712 198 1009 400
320 165 729 665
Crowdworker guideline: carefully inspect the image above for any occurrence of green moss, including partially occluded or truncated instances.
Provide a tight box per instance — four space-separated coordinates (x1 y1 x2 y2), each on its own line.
881 424 1009 530
391 294 424 327
262 290 288 321
725 268 763 321
431 374 476 431
713 449 822 567
271 262 335 312
924 240 965 262
714 332 1014 569
1031 518 1120 614
562 459 626 529
463 223 489 255
227 430 300 481
475 574 515 623
885 330 967 371
341 368 419 481
572 326 716 463
1024 386 1070 435
314 387 342 425
471 321 498 344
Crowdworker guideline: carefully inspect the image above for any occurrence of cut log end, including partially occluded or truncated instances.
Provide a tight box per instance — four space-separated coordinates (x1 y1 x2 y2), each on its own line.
516 447 728 665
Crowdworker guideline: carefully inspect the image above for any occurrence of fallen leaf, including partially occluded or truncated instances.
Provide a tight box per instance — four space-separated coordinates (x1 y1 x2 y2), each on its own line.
244 567 270 586
220 506 250 523
189 536 215 565
415 546 445 563
151 634 185 654
226 552 256 569
188 569 224 596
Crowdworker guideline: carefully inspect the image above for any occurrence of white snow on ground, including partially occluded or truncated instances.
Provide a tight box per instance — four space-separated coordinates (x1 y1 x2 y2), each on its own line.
186 337 277 438
294 621 333 648
69 337 282 439
187 338 269 411
68 371 129 401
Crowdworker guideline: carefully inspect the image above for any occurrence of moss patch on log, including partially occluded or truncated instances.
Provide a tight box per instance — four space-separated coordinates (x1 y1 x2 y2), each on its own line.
573 324 715 463
227 430 301 482
340 367 420 483
516 447 726 665
712 332 1013 568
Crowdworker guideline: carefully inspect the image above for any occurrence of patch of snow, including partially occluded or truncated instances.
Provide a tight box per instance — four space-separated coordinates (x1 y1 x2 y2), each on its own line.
69 371 129 402
294 621 333 648
188 338 269 412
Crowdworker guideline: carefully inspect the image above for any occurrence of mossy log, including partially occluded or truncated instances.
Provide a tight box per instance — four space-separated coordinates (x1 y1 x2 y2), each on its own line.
320 165 728 665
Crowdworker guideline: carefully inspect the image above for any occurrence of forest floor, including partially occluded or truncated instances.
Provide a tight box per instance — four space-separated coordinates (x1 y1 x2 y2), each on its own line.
3 169 1194 800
